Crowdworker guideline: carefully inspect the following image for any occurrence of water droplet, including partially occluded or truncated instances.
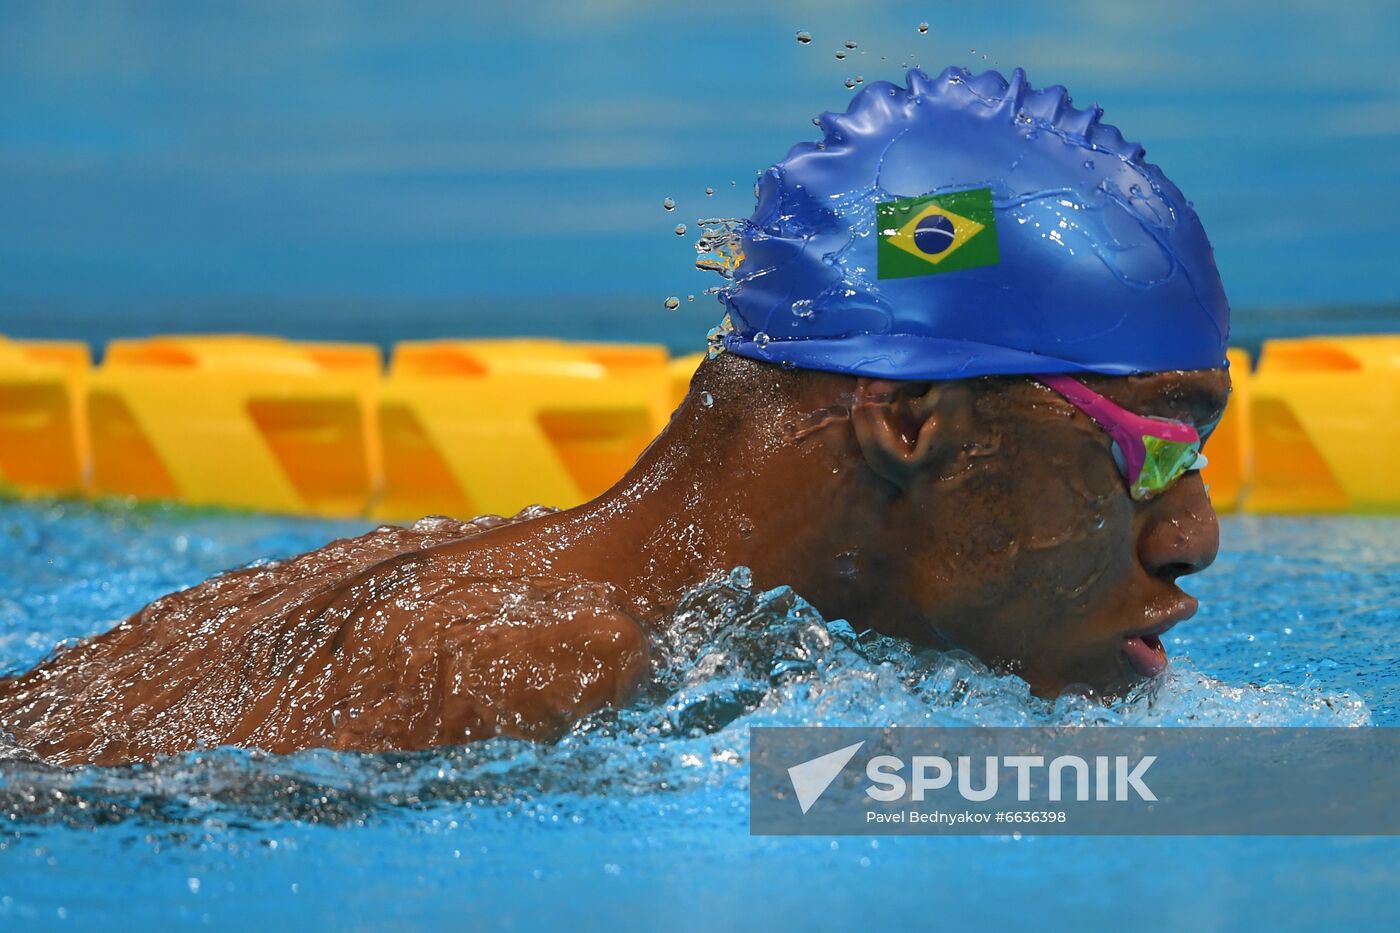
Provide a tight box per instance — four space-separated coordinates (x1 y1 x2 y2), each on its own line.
664 296 680 311
754 332 771 350
969 48 977 54
780 359 796 371
844 78 857 89
700 390 714 407
796 31 812 44
687 294 695 301
811 116 822 126
855 75 864 85
844 40 857 49
663 197 675 211
791 298 814 318
1083 159 1095 170
835 51 846 60
1129 184 1143 198
917 22 929 34
730 180 737 187
705 186 714 196
674 223 687 236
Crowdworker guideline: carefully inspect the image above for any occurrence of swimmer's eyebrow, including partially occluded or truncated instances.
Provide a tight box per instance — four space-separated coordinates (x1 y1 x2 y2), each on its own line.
1147 382 1231 430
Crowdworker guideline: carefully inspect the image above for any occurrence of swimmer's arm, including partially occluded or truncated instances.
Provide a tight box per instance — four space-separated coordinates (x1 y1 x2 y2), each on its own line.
447 605 651 740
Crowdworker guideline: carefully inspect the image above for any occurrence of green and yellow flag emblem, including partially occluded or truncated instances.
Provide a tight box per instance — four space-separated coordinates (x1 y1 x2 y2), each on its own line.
876 187 999 279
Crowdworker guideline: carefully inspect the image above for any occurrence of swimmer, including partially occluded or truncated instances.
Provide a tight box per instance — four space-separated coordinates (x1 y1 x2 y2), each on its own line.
1 67 1230 765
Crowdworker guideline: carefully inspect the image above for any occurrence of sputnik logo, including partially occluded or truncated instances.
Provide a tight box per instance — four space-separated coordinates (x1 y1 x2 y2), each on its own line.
787 741 865 814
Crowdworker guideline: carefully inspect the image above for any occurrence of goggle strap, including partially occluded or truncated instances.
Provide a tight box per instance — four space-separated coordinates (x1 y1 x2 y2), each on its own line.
1039 374 1150 480
1037 373 1202 499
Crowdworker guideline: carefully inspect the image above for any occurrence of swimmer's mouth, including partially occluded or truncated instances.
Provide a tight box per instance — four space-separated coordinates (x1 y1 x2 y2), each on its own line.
1121 598 1197 679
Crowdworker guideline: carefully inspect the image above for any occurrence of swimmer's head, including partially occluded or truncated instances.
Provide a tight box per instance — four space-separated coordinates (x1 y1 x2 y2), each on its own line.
671 68 1234 696
712 66 1230 379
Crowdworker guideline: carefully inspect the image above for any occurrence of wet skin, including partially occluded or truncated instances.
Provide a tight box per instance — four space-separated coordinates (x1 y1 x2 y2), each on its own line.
0 357 1229 765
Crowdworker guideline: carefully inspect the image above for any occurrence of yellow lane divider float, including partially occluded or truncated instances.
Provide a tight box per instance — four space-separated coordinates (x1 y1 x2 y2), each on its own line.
88 335 381 516
1246 335 1399 514
375 339 672 520
1 332 1396 516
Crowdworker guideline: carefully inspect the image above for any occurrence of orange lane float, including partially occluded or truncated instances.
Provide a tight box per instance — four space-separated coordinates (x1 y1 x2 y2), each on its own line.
0 336 91 495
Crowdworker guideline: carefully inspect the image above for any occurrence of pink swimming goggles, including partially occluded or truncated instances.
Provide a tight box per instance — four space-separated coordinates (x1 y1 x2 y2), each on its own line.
1037 374 1206 501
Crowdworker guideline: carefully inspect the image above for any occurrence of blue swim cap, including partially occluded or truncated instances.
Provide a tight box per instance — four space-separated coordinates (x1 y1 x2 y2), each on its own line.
713 66 1230 379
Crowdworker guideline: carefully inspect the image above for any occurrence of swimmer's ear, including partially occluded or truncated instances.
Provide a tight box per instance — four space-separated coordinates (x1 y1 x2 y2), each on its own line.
851 379 974 490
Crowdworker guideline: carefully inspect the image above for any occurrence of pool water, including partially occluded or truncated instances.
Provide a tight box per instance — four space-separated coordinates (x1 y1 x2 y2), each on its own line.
1 498 1397 929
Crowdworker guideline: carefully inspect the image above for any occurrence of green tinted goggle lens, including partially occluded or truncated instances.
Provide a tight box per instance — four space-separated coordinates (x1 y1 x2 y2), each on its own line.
1131 436 1204 500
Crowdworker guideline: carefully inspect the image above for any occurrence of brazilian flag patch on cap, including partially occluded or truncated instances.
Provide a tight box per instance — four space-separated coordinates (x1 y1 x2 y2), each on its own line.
876 187 999 279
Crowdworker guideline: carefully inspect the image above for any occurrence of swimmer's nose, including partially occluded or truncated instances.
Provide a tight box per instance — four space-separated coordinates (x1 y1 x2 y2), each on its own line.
1137 476 1220 582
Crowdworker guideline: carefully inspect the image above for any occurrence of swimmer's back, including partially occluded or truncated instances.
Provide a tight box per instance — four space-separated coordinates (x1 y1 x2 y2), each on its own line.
0 512 648 765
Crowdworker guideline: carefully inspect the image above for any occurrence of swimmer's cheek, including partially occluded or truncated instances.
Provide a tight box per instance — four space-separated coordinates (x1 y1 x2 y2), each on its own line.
444 609 650 743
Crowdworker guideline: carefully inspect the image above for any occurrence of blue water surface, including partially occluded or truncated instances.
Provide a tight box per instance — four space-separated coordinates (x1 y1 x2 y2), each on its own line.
0 499 1396 930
